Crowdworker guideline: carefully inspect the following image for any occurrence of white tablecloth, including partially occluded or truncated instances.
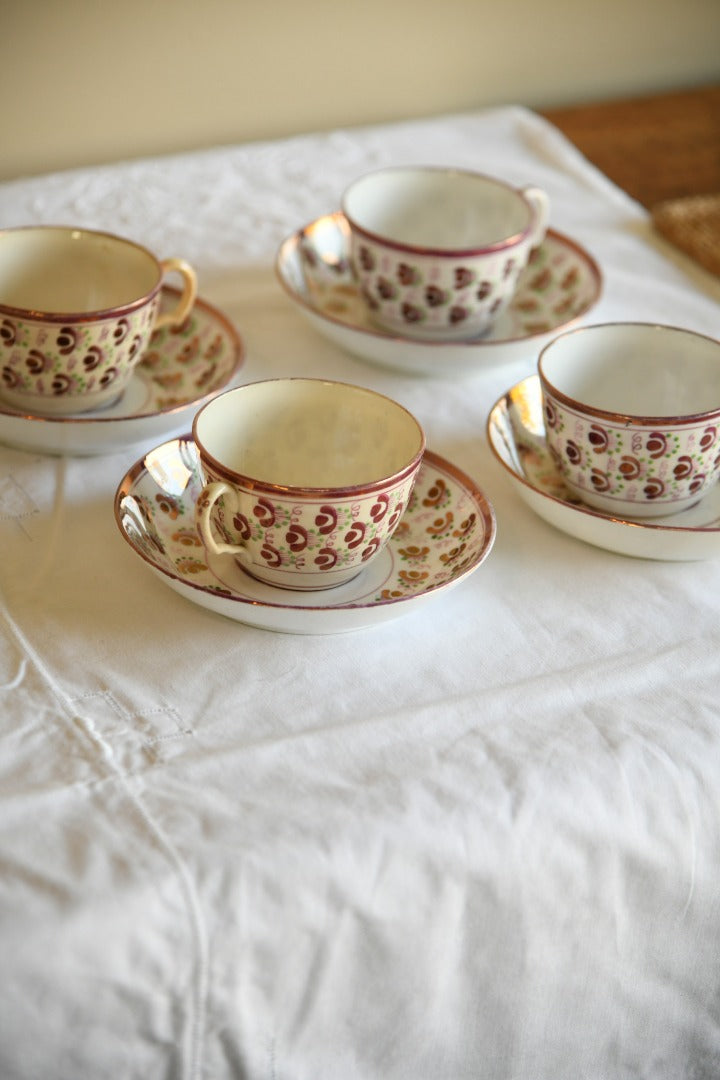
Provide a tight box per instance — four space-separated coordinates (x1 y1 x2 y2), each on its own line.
1 107 720 1080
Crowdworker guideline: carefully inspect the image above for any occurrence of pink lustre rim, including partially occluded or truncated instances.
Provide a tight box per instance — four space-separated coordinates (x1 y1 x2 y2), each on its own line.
194 447 425 497
538 321 720 426
191 377 426 496
341 166 534 258
0 224 164 322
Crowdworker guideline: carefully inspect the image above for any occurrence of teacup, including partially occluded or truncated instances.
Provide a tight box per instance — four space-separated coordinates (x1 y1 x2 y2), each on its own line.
193 378 426 590
539 322 720 518
0 225 197 415
341 166 549 341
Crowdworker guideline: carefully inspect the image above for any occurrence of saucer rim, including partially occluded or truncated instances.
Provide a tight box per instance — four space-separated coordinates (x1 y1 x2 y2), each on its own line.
275 210 603 351
114 436 497 619
0 285 244 427
487 374 720 538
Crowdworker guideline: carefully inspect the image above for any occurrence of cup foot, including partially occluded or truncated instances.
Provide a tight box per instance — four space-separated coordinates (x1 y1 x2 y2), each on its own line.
0 384 128 417
236 560 364 592
570 486 707 520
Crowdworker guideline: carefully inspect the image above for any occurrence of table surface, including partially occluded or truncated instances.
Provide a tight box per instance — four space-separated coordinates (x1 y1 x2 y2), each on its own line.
1 99 720 1080
541 83 720 207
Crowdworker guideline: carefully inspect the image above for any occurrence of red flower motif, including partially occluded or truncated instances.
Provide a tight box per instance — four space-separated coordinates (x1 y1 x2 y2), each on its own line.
449 306 468 325
83 346 104 371
370 493 389 522
646 432 669 458
0 319 16 346
425 285 447 307
387 504 404 530
260 542 282 567
51 373 72 396
358 246 375 272
99 367 118 387
56 326 78 355
544 400 558 429
401 303 422 324
689 475 706 494
619 455 642 479
1 365 20 389
673 456 694 480
286 523 309 552
127 335 143 360
315 505 338 534
361 537 381 562
344 521 367 549
377 277 396 300
643 478 666 499
113 318 130 344
700 426 718 452
588 424 609 453
253 498 276 526
231 512 252 540
565 439 582 465
26 350 51 374
590 468 611 492
315 547 339 569
398 263 418 285
455 267 475 289
476 281 492 300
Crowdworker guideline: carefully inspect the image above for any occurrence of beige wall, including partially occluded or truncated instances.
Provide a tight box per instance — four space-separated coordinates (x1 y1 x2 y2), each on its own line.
3 0 719 182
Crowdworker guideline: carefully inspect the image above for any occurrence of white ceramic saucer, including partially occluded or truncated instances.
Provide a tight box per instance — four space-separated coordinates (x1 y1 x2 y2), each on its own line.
276 212 602 376
487 375 720 561
114 436 497 634
0 287 243 456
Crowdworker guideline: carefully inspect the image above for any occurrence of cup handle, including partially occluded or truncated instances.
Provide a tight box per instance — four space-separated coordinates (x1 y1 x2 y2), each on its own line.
153 257 198 331
521 186 550 246
196 481 250 561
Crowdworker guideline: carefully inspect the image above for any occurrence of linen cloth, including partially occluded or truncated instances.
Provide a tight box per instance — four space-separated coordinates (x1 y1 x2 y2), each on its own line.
1 106 720 1080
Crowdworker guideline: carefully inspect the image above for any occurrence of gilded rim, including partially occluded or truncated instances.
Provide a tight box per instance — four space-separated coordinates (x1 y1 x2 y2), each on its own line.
341 167 534 257
538 321 720 426
192 378 426 497
0 224 164 321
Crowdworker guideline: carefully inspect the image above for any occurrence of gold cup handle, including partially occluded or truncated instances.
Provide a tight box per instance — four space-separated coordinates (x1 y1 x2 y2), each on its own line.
195 481 251 562
154 257 198 330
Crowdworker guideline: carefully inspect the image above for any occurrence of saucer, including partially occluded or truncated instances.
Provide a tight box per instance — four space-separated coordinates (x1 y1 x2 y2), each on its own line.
276 212 602 376
114 436 496 634
0 287 244 456
487 375 720 561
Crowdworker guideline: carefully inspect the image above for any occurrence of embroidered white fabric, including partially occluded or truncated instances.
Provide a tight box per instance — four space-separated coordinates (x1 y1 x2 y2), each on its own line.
1 106 720 1080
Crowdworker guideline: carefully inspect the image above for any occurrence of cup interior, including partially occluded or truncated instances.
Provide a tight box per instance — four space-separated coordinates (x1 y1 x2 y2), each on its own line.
0 226 160 314
194 380 425 489
342 168 531 251
539 323 720 418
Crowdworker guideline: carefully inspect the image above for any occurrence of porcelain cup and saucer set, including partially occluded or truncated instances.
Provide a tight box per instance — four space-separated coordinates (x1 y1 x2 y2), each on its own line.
0 225 244 455
3 166 719 633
